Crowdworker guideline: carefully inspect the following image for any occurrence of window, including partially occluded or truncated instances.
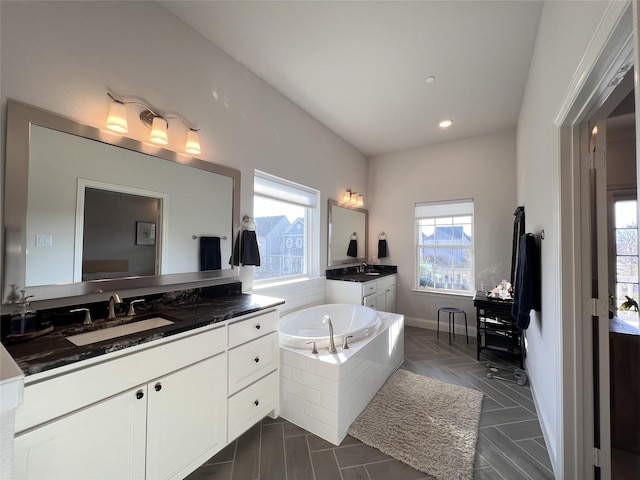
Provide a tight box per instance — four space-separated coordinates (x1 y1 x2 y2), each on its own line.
253 171 318 283
415 199 474 294
613 196 639 329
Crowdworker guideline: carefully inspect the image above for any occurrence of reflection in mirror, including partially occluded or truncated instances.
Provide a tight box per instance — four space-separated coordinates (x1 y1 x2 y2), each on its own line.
82 188 160 282
3 100 241 303
328 199 368 266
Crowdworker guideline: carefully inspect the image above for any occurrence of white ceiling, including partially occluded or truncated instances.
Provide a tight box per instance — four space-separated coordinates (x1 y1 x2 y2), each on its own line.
162 1 544 157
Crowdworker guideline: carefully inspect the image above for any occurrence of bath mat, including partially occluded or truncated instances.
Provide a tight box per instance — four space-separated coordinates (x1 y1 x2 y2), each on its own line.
347 369 483 480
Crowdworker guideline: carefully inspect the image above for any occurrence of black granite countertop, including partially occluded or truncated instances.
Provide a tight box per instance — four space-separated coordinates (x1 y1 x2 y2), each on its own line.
2 292 284 377
326 265 397 283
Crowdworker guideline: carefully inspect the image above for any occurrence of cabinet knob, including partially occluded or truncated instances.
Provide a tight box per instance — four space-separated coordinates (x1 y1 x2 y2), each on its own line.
254 399 259 407
254 356 260 363
154 383 162 392
136 390 144 400
255 323 261 330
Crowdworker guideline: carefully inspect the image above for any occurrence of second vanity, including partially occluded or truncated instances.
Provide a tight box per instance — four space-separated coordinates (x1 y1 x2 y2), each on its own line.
326 266 397 312
3 288 283 480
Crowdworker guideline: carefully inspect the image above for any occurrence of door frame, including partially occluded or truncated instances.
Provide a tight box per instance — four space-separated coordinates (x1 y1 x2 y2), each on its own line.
554 1 635 478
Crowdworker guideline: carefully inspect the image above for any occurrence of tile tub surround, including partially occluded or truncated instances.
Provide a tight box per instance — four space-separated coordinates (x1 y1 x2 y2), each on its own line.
2 289 284 377
279 312 404 445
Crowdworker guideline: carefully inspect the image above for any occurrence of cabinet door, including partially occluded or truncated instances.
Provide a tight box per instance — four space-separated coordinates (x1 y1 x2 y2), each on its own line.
145 353 226 480
383 286 396 313
13 386 147 480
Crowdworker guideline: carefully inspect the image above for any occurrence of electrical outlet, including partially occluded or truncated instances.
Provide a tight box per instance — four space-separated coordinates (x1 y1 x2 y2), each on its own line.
36 234 53 247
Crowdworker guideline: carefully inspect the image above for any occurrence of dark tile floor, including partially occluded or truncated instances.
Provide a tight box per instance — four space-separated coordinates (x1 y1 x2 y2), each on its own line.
187 326 554 480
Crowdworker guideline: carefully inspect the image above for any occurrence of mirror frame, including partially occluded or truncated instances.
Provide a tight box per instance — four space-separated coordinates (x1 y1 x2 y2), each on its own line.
327 198 368 266
3 100 241 303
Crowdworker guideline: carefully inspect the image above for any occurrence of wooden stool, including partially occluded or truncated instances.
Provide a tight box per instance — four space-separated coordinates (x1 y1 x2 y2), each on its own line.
437 307 468 345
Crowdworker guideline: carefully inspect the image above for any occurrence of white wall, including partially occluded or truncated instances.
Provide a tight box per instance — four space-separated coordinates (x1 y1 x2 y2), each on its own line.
367 129 516 327
517 1 611 476
0 0 367 304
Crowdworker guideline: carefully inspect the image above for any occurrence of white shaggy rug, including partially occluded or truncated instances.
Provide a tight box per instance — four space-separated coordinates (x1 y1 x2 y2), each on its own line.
347 369 483 480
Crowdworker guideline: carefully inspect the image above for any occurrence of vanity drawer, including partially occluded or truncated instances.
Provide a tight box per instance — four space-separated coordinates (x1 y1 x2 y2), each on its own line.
228 310 278 348
228 332 278 395
363 281 377 296
377 274 396 290
228 371 278 442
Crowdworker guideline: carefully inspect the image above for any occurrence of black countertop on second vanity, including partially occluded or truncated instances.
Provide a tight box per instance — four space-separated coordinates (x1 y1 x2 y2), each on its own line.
326 265 397 283
3 293 284 377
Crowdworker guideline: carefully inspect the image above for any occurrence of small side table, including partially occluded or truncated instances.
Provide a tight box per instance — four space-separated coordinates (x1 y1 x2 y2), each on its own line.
437 307 468 345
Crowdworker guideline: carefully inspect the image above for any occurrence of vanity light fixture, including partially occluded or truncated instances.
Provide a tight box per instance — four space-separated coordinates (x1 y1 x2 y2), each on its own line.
106 92 202 155
342 189 364 206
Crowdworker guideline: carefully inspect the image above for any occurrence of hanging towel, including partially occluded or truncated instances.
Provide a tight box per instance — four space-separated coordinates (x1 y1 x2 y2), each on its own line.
511 233 541 329
378 239 388 258
200 236 222 271
231 230 261 266
347 239 358 257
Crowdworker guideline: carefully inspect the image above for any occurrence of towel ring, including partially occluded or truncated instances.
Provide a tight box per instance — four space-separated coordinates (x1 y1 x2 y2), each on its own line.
242 215 256 231
350 232 358 240
378 231 387 240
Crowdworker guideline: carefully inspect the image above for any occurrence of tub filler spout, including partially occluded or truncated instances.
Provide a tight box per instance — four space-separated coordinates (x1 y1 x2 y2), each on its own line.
322 315 338 354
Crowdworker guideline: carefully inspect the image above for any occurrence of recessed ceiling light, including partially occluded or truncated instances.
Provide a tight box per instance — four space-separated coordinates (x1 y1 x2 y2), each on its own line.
425 76 436 84
439 119 453 128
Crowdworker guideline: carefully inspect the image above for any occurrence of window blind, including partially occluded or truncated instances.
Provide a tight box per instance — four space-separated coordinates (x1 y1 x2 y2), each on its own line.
254 170 318 208
415 198 474 218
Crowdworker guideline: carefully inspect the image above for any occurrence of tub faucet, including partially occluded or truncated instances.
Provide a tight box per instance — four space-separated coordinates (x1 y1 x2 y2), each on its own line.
107 293 122 320
322 315 338 354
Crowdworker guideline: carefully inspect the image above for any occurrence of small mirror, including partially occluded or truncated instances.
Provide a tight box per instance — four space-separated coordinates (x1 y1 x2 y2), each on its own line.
328 199 368 266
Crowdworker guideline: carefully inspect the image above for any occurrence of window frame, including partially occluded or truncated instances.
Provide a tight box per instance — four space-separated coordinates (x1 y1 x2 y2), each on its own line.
610 190 638 323
253 170 319 285
414 199 475 296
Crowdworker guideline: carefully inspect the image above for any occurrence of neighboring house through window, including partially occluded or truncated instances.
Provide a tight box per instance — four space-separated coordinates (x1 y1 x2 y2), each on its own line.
253 171 318 283
415 199 475 294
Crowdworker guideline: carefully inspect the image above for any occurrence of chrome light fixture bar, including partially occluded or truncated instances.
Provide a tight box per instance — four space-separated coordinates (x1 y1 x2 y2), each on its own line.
106 92 201 155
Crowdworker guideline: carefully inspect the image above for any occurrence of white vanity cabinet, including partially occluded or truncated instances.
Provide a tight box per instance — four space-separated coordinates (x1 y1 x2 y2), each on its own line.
12 307 280 480
14 354 226 480
327 274 396 313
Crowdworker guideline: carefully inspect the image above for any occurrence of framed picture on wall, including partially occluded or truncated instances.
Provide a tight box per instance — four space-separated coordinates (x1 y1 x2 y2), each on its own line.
136 221 156 246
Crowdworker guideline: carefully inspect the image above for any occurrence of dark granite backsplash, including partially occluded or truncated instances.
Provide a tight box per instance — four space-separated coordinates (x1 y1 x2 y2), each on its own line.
1 282 243 337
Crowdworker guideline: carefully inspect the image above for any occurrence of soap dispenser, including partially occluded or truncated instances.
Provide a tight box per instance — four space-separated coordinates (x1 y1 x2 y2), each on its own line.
10 290 36 335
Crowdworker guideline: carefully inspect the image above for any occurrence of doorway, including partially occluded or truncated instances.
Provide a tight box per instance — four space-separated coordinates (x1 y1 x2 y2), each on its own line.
556 2 636 478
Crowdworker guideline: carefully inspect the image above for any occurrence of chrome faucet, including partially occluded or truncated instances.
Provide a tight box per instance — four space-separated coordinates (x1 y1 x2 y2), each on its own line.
361 263 368 273
322 315 338 354
107 293 122 320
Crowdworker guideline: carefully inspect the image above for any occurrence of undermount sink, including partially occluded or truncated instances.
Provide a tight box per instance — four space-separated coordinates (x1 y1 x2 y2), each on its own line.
365 272 381 275
66 317 174 346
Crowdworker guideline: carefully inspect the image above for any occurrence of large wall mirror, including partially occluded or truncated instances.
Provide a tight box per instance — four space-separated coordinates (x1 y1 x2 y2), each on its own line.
3 100 241 303
327 199 368 266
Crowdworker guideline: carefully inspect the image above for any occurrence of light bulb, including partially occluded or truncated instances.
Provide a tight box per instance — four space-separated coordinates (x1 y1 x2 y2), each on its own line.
343 190 352 203
357 195 364 206
106 101 128 134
